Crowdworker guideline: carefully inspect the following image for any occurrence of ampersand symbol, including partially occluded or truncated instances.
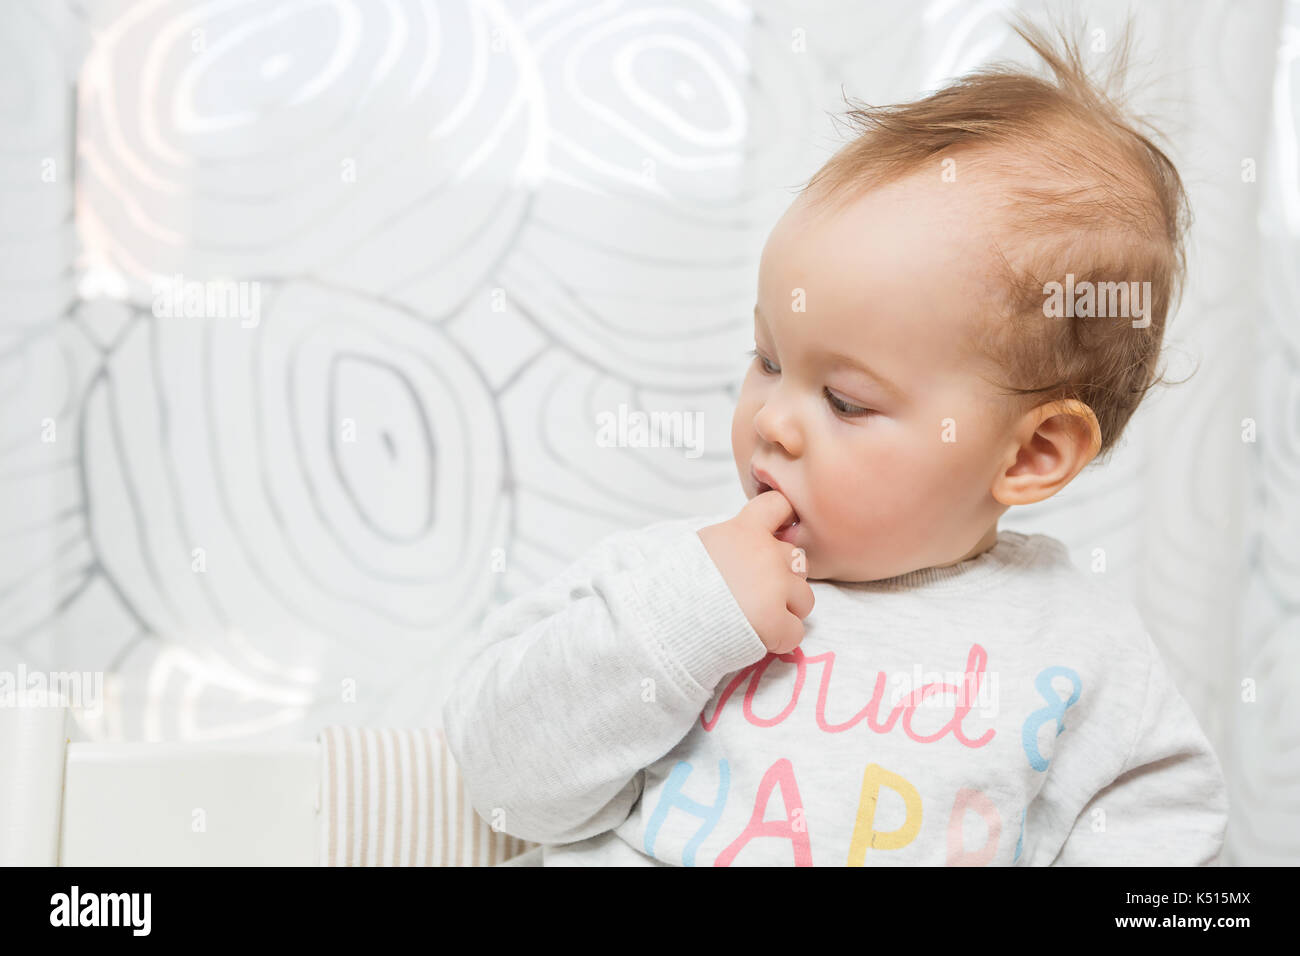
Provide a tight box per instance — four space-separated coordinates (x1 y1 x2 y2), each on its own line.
1021 666 1082 772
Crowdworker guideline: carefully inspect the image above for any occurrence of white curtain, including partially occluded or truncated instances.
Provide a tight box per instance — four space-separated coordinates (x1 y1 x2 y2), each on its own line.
0 0 1293 865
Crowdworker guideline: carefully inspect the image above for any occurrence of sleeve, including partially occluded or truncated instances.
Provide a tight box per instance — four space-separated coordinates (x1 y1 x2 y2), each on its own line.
1049 639 1230 866
439 522 768 846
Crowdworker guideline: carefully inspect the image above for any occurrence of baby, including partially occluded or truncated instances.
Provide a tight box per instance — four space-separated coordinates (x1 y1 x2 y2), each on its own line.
442 22 1229 866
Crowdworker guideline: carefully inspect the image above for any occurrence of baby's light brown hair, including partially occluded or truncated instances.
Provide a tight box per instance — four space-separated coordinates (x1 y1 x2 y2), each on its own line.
798 16 1190 464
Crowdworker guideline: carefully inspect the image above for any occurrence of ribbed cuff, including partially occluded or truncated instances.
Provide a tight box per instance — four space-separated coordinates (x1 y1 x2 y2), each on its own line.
615 527 768 695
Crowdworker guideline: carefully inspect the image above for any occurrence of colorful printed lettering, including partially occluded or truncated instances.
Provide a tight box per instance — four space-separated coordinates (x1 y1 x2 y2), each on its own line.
715 758 812 866
846 763 922 865
702 644 995 749
946 788 1001 865
644 759 728 867
1021 666 1082 771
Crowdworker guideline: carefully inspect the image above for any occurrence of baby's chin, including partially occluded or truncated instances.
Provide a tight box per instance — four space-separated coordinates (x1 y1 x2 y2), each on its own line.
798 544 887 584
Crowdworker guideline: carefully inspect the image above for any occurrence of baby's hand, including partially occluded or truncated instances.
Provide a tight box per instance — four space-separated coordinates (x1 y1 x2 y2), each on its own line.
696 491 814 655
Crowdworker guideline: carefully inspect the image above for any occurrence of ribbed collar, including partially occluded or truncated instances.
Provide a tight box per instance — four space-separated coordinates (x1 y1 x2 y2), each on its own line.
821 530 1044 594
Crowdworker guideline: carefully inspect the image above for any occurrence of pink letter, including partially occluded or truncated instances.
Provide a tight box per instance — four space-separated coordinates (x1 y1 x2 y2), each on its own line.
946 788 1001 866
714 758 813 866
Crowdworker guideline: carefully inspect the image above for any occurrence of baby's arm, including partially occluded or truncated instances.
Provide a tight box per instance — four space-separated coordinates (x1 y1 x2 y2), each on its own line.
440 523 767 846
1049 640 1229 866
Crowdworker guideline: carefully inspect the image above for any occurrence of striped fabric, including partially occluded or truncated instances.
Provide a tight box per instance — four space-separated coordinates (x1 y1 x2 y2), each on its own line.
317 727 539 866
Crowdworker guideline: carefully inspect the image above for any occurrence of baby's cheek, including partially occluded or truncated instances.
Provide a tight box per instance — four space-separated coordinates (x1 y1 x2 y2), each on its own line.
839 462 927 539
816 483 887 540
730 398 756 460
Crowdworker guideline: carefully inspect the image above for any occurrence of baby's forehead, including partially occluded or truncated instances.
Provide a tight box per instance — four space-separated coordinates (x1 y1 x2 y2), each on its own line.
795 159 1020 254
762 200 1012 388
795 142 1092 248
775 166 1017 313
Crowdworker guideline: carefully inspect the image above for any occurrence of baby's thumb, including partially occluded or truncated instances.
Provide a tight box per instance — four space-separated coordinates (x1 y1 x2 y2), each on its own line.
742 489 796 535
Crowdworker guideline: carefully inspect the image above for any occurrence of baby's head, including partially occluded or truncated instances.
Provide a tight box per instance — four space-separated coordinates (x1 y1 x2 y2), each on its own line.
732 20 1190 584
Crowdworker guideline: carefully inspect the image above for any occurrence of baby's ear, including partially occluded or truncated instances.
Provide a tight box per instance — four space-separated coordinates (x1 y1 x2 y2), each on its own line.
991 399 1101 506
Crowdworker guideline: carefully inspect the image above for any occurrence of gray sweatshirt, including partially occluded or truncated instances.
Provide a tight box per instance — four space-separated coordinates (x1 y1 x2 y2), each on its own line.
440 513 1229 866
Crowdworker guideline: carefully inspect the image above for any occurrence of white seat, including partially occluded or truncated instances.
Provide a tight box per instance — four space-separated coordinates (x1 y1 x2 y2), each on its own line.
0 704 539 866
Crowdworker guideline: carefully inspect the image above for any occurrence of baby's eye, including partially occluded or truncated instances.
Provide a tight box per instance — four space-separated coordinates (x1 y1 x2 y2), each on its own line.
747 348 779 375
825 388 872 418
